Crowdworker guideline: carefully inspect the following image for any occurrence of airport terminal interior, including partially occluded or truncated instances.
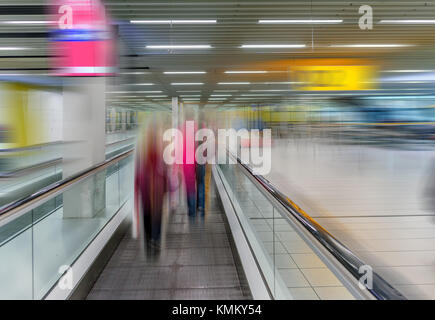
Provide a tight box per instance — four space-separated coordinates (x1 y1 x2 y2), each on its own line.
2 0 435 301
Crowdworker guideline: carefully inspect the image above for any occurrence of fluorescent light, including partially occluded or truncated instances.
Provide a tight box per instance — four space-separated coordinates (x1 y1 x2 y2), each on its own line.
380 19 435 24
108 90 162 94
241 44 305 48
249 89 288 92
225 71 267 74
177 90 201 92
136 91 163 93
213 90 239 92
131 20 171 24
210 94 232 97
0 47 28 51
180 95 201 97
218 82 250 85
145 95 167 98
146 45 212 49
2 21 53 25
257 81 294 84
131 20 216 24
330 44 412 48
131 83 154 85
241 94 280 96
172 20 216 24
259 19 342 24
171 82 204 85
164 71 206 74
384 70 432 73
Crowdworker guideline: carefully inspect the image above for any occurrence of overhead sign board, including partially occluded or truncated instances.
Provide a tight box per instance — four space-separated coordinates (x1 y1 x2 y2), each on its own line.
291 59 376 91
51 0 116 76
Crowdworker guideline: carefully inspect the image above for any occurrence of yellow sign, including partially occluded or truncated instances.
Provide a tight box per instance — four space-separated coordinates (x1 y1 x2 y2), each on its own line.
291 60 376 91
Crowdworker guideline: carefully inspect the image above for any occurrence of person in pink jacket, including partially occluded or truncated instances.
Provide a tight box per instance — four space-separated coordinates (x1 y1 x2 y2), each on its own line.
181 118 198 218
181 111 206 219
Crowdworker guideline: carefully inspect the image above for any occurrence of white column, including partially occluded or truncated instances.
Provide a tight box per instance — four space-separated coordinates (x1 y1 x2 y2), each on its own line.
62 77 107 218
170 97 181 211
172 96 179 129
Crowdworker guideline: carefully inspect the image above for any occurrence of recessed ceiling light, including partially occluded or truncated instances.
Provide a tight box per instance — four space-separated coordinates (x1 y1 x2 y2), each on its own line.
384 70 432 73
131 20 216 24
241 44 305 48
259 19 342 24
0 47 28 51
146 45 212 49
171 82 204 85
121 72 149 75
225 71 268 74
379 19 435 24
218 82 250 85
130 83 154 86
257 81 294 84
241 94 281 96
249 89 289 92
330 44 412 48
2 21 53 25
164 71 206 74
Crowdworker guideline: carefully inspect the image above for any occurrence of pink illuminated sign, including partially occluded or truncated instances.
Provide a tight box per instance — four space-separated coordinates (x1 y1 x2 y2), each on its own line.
51 0 116 76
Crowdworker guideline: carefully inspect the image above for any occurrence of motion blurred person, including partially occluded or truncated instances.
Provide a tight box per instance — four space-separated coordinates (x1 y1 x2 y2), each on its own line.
181 110 198 219
134 115 168 253
181 108 207 219
196 111 207 216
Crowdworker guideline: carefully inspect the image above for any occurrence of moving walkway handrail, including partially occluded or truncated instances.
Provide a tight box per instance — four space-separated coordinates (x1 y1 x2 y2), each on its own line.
105 136 136 147
231 153 406 300
0 148 134 223
0 157 62 178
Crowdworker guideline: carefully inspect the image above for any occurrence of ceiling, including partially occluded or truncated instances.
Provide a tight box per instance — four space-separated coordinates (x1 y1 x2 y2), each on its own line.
1 0 435 108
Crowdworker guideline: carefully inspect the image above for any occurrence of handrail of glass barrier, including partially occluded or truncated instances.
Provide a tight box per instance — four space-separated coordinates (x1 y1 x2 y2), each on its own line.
0 148 134 224
105 136 136 147
0 157 62 178
229 152 406 300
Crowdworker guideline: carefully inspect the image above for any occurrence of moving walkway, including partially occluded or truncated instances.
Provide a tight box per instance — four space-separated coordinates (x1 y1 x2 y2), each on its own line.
0 147 406 300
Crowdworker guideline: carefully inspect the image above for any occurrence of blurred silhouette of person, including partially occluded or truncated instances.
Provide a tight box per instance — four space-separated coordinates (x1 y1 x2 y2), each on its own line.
135 115 168 253
196 111 207 216
181 112 197 219
181 108 206 219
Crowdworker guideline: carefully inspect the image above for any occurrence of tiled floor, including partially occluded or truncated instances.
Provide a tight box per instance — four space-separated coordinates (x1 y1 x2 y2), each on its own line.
87 185 251 300
264 137 435 299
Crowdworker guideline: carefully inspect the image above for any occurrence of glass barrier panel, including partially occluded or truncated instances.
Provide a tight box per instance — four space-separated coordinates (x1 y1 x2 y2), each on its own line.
0 152 133 299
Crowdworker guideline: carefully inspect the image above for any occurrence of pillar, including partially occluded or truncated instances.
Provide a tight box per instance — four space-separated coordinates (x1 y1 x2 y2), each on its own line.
62 77 107 218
